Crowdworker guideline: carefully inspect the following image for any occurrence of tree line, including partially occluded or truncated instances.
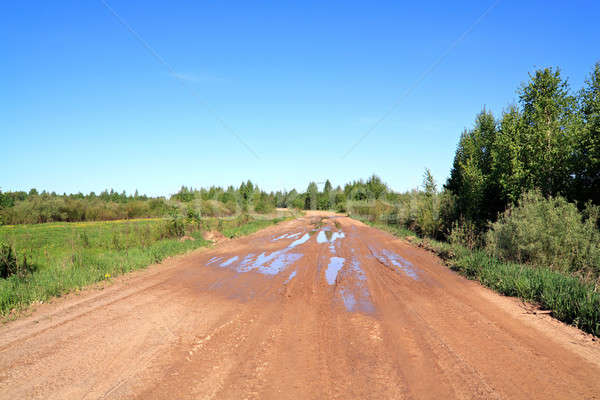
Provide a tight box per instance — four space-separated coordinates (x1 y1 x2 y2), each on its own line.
0 175 398 225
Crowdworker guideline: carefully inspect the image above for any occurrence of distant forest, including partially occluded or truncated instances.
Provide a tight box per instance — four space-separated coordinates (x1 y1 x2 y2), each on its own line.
0 175 391 225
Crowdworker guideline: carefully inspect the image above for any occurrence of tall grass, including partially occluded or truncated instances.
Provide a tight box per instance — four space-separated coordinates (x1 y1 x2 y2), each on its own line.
453 250 600 336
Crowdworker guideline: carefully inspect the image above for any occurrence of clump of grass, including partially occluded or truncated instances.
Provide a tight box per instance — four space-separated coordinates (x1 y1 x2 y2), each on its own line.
221 216 287 238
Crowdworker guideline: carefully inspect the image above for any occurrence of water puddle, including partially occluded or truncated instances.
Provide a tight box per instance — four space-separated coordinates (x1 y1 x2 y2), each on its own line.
288 233 310 249
340 288 356 310
316 230 328 243
340 255 375 313
317 229 345 255
369 246 419 280
237 253 256 272
325 257 345 285
349 257 366 281
220 256 239 267
212 247 304 277
284 270 297 284
206 256 223 265
258 252 303 275
272 233 289 241
272 232 302 242
330 231 345 242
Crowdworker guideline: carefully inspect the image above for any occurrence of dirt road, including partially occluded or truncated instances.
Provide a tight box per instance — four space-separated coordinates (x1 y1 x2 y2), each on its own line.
1 212 599 399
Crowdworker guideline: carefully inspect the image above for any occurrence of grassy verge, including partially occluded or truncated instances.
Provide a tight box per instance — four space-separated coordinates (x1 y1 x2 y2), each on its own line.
221 217 287 238
0 215 287 318
356 217 600 337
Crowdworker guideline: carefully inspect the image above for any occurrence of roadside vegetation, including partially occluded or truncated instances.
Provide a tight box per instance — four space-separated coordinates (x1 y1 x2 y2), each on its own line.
348 63 600 336
0 180 281 225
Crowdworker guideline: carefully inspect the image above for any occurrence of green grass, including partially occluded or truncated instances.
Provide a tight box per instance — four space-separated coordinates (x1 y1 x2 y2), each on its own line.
0 216 286 317
352 215 416 238
221 217 287 238
451 250 600 336
356 217 600 337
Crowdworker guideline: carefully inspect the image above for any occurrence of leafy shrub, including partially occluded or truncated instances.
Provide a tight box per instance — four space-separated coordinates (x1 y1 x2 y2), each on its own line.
185 205 201 223
166 216 185 238
486 190 600 277
254 199 275 214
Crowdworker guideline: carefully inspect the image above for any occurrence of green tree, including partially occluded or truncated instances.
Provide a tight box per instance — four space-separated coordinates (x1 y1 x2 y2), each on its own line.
490 106 527 204
305 182 318 210
423 168 437 196
418 169 442 238
519 67 578 197
576 62 600 205
445 110 499 225
323 180 332 193
366 175 387 199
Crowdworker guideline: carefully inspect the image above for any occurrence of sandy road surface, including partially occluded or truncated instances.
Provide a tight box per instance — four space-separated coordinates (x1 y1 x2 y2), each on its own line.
1 212 600 399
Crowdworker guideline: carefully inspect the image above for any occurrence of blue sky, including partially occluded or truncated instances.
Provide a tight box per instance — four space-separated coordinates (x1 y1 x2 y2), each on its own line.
2 1 599 196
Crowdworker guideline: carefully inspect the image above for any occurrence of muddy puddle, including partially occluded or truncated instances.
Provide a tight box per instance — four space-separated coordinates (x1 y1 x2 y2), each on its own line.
369 246 420 280
338 254 375 313
284 270 297 284
271 232 302 242
207 232 310 278
325 257 345 285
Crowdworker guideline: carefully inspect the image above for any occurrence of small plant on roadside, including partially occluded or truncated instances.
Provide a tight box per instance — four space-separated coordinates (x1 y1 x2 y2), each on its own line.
80 231 91 248
166 215 185 238
449 219 482 250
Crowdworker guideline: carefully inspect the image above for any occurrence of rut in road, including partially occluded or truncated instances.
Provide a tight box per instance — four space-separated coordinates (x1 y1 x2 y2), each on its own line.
1 212 600 399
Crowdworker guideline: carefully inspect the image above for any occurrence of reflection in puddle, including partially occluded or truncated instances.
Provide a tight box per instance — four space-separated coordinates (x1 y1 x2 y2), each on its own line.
237 253 256 272
369 246 419 280
289 233 310 249
206 256 223 265
340 288 356 310
272 232 302 242
316 230 328 243
330 231 345 242
220 256 239 267
272 233 289 241
258 253 303 275
284 270 297 284
338 255 375 313
317 229 346 254
349 257 366 281
317 230 345 244
211 232 309 277
325 257 345 285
